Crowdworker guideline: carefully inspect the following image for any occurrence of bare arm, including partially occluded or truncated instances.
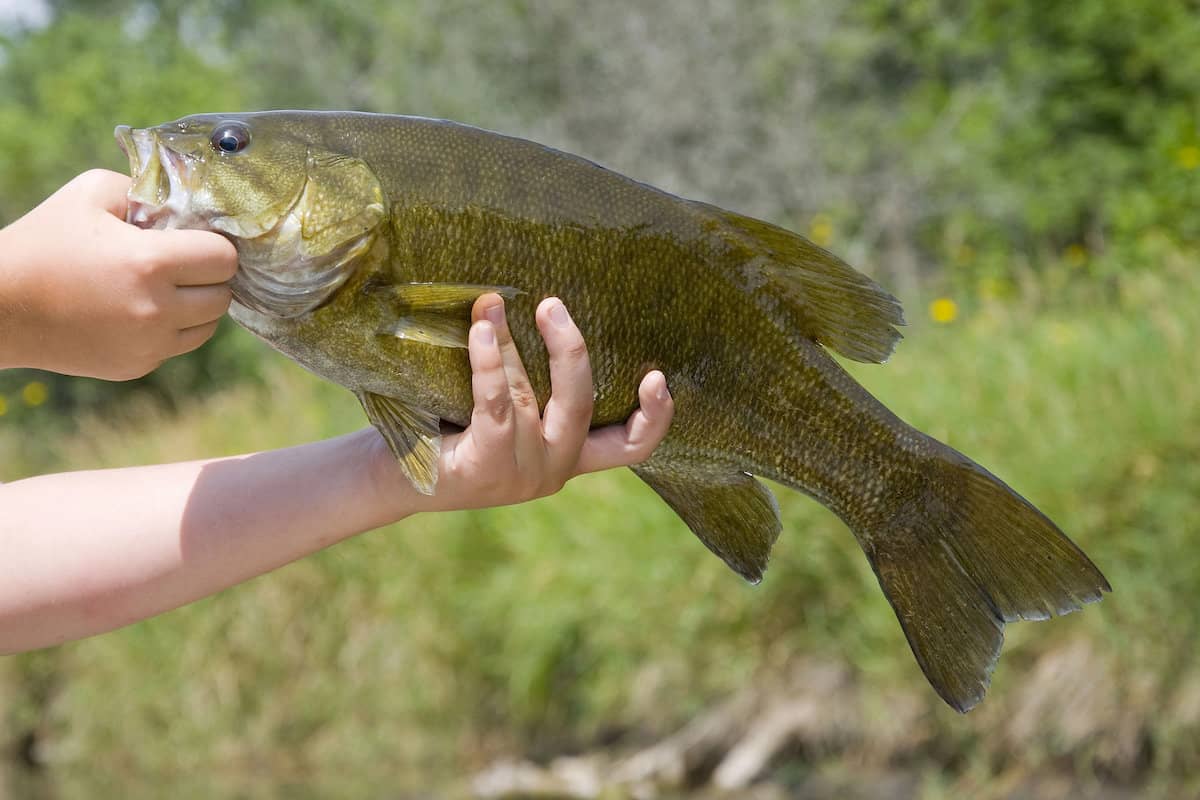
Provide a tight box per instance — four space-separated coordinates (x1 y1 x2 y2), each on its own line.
0 296 673 653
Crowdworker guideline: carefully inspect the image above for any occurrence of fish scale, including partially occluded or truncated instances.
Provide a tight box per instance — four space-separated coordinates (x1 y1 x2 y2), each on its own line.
116 110 1110 712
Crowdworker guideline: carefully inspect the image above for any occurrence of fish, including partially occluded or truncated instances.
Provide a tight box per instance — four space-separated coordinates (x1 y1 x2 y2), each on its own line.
115 111 1110 712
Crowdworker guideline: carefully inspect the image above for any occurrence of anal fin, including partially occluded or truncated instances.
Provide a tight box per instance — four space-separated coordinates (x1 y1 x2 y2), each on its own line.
633 462 781 584
357 391 441 495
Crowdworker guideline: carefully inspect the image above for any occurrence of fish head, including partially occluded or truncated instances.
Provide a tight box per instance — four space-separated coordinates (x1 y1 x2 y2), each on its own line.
116 112 386 317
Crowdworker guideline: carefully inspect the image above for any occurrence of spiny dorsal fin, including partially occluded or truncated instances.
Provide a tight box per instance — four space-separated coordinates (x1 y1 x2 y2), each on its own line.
696 203 905 363
633 459 781 584
357 390 441 494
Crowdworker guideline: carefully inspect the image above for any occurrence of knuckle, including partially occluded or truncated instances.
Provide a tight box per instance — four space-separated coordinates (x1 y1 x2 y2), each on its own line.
482 393 511 425
130 299 164 326
129 249 166 279
75 169 106 190
76 168 121 195
560 339 589 363
510 386 539 412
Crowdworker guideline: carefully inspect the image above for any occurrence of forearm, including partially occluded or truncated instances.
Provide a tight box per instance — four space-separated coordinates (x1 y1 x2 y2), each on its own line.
0 429 409 653
0 296 673 654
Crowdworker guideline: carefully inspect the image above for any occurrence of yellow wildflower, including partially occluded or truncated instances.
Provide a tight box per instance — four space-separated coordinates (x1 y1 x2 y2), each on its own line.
0 396 7 416
929 297 958 324
808 213 834 248
22 381 48 408
1176 145 1200 171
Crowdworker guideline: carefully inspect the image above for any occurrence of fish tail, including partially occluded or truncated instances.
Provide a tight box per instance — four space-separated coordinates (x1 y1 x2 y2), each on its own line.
853 439 1110 713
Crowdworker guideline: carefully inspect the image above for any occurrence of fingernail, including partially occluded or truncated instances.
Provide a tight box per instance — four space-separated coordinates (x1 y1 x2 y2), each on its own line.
478 322 495 346
485 303 504 327
656 377 669 402
550 300 570 328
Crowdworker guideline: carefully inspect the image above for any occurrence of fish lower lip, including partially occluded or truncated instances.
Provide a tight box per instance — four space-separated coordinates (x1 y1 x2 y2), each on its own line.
127 199 162 228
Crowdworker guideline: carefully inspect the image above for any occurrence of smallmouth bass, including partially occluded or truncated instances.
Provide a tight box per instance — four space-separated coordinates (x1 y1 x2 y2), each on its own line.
116 111 1110 712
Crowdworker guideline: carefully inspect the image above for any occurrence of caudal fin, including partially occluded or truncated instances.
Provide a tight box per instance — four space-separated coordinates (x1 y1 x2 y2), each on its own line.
857 445 1111 713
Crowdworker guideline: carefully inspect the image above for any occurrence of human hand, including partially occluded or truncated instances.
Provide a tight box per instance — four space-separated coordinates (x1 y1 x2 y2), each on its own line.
372 294 674 514
0 169 239 380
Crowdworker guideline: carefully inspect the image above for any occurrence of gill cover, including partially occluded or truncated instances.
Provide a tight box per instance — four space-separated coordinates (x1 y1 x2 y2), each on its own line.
233 151 386 318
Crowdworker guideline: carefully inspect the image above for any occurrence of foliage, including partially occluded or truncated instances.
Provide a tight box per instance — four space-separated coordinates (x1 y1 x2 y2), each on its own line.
1 1 1198 794
2 0 1197 419
2 260 1197 794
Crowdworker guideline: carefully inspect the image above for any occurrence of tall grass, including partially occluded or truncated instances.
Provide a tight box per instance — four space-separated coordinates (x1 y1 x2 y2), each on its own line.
2 260 1198 796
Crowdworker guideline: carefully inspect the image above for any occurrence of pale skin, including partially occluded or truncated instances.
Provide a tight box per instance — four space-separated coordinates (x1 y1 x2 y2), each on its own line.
0 170 240 380
0 171 674 654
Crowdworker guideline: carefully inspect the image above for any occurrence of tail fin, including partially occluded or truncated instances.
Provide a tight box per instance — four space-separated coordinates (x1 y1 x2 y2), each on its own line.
857 445 1111 713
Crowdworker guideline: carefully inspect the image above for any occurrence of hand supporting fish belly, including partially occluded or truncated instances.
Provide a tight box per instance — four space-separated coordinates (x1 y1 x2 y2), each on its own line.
116 110 1111 712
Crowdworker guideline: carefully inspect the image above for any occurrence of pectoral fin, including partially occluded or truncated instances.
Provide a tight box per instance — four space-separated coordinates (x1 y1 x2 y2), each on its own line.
376 283 523 349
390 282 522 310
380 314 470 349
357 391 441 494
633 461 782 583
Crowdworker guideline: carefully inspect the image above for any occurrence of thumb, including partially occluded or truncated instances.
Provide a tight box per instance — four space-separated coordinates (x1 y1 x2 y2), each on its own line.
70 169 135 221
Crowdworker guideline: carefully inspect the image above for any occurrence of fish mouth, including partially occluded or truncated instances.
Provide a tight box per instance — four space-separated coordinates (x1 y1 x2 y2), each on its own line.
115 124 203 230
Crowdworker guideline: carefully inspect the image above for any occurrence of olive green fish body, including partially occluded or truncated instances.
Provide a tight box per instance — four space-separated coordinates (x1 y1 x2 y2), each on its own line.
119 111 1110 712
231 115 900 489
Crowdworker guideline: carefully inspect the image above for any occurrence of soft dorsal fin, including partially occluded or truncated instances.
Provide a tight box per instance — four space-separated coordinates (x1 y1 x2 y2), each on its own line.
695 203 905 363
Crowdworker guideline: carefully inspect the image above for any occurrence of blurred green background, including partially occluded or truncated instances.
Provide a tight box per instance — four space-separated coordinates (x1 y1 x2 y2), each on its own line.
1 1 1197 797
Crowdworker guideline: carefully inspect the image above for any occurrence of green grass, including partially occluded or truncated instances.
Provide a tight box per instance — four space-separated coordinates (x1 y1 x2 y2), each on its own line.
2 262 1198 796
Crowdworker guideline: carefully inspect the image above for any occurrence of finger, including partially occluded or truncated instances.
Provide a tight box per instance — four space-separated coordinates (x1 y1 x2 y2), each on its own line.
140 229 239 286
465 319 517 458
173 284 233 329
575 370 673 475
472 295 542 468
174 319 222 356
75 169 137 219
536 298 594 477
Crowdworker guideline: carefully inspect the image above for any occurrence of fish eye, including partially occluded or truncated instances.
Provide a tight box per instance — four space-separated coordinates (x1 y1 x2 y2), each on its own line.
210 122 251 154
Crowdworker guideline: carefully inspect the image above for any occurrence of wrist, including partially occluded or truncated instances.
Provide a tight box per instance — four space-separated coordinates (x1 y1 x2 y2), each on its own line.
358 428 427 523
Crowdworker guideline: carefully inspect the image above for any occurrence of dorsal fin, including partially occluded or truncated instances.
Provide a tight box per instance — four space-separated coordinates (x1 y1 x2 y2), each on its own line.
695 203 905 363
